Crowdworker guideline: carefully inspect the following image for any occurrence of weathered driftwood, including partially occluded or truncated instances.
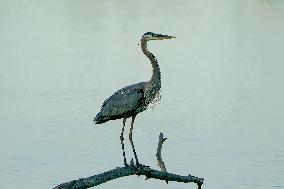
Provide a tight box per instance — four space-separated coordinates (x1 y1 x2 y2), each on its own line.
156 132 168 183
156 132 167 172
53 133 204 189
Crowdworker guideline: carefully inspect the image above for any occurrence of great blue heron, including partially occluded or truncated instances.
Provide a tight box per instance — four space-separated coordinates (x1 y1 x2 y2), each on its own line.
94 32 175 167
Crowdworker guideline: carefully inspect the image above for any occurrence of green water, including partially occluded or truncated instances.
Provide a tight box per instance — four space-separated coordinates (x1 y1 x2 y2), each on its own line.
0 1 283 188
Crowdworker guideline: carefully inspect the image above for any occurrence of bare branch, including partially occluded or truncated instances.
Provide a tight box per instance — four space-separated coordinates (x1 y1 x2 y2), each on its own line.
156 132 167 172
53 166 204 189
53 133 204 189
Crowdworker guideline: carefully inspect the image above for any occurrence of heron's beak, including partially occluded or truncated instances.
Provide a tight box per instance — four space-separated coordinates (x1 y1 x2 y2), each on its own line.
155 34 176 40
157 35 176 40
161 35 176 39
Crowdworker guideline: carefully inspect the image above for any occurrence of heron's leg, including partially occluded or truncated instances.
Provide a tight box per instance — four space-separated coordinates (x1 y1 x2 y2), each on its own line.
129 115 139 166
120 118 128 167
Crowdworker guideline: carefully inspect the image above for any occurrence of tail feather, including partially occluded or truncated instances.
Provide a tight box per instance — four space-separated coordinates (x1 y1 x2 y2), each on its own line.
94 112 108 124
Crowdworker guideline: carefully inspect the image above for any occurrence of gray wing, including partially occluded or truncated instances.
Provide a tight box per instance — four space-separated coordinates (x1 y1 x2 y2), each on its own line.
94 82 146 123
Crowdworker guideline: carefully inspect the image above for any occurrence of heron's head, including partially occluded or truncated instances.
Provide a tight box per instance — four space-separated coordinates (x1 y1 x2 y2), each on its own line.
142 32 176 41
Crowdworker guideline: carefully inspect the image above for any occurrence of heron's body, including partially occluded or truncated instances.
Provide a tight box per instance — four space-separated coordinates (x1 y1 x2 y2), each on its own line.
94 32 175 166
95 82 147 124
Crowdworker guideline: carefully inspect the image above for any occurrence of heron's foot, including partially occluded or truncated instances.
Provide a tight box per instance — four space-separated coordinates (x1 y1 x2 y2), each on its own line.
129 159 141 169
135 162 150 169
124 163 129 167
124 161 129 167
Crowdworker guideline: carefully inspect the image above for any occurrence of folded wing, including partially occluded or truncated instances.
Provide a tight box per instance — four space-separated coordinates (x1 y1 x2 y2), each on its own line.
94 82 146 124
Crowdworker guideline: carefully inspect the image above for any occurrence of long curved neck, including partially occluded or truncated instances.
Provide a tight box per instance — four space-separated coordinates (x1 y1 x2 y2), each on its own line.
141 38 161 85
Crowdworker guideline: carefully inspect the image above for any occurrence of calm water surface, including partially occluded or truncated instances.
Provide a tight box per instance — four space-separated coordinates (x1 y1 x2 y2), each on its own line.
0 1 283 189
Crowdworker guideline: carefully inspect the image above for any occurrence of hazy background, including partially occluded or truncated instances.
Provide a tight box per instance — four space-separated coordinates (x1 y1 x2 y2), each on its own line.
0 0 283 189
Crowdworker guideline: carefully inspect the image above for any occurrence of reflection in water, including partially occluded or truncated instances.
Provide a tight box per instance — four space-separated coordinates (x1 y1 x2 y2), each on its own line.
0 1 283 189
